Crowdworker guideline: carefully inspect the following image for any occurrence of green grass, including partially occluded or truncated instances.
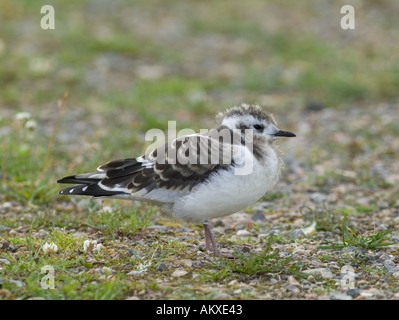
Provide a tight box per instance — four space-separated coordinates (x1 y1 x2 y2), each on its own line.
319 215 395 250
212 236 305 281
300 206 340 232
86 206 153 240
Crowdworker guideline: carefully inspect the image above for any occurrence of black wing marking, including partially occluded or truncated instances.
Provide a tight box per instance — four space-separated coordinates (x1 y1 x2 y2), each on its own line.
58 183 123 197
58 129 237 198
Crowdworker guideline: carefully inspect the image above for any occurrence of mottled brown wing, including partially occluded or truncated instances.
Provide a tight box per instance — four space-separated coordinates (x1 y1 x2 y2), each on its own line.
64 132 236 198
141 133 234 192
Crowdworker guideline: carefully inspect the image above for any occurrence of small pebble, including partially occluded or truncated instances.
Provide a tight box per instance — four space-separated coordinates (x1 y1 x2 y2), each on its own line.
303 268 334 279
0 240 10 250
330 292 352 300
214 220 224 227
251 211 266 222
236 230 251 237
287 275 301 287
290 229 306 239
346 288 360 298
384 260 399 274
171 269 188 277
156 263 167 272
285 285 300 293
127 270 145 276
1 202 13 209
310 192 326 203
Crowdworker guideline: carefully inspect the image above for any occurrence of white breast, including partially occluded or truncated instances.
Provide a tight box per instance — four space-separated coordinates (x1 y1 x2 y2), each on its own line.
172 144 280 222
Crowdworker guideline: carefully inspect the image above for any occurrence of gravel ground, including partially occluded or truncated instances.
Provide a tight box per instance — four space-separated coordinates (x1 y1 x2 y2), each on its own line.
1 102 399 300
1 1 399 300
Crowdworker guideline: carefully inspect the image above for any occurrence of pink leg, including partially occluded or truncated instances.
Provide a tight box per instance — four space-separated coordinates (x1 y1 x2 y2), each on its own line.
203 221 221 255
203 221 234 258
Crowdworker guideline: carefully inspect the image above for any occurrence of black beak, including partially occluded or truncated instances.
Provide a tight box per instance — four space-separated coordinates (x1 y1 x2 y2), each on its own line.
273 130 296 137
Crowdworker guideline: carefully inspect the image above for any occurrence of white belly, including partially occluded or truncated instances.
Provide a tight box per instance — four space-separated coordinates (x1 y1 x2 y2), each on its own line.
172 147 279 222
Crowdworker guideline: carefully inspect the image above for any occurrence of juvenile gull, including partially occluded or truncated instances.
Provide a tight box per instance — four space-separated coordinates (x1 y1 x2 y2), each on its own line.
58 104 295 255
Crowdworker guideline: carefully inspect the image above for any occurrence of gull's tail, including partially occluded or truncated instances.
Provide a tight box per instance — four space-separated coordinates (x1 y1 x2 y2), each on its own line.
57 173 123 197
57 158 149 199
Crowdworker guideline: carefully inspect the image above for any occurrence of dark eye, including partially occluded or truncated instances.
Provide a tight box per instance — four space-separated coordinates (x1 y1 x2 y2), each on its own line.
253 124 263 131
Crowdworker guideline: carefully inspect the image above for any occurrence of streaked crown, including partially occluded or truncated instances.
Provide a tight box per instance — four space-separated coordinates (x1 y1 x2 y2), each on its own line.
217 104 295 142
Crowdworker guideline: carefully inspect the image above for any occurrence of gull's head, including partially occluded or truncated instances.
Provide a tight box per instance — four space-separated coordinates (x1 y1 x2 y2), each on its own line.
217 104 296 143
